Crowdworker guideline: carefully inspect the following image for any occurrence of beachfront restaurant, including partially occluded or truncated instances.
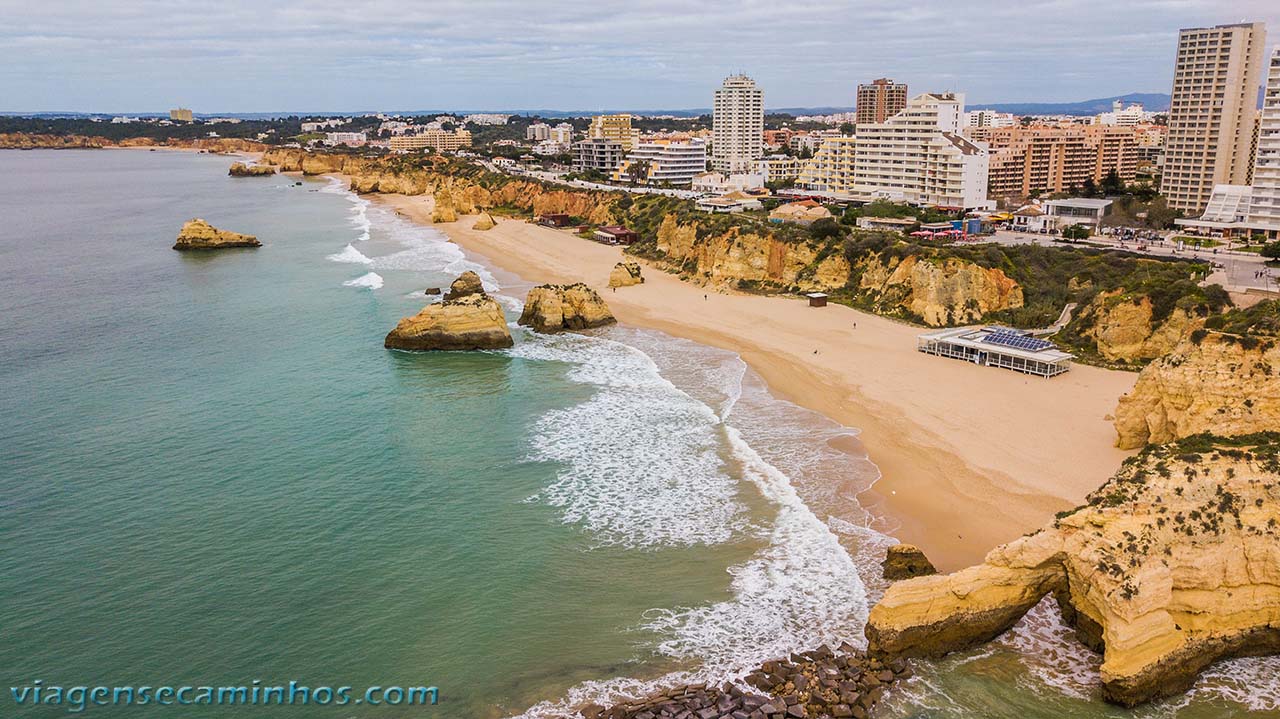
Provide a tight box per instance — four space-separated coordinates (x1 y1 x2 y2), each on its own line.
916 326 1074 378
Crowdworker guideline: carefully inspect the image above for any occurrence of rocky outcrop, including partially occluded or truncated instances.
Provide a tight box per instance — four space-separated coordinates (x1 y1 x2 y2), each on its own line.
228 162 275 177
608 261 644 288
384 272 512 351
1114 333 1280 449
1081 290 1203 364
882 544 938 581
855 254 1023 326
0 134 267 152
654 214 852 292
172 218 261 250
472 212 497 231
581 646 909 719
518 284 616 333
866 436 1280 706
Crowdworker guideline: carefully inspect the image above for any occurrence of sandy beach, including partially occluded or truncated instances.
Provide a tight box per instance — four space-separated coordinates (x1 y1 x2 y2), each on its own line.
371 190 1137 570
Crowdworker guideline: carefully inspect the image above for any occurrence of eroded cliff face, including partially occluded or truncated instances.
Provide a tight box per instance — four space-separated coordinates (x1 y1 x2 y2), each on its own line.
1114 333 1280 449
654 214 851 292
0 134 268 153
259 149 617 224
866 438 1280 706
1081 291 1203 365
854 254 1023 327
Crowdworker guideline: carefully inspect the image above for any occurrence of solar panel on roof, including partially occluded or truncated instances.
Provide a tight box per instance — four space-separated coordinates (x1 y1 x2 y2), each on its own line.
981 330 1053 352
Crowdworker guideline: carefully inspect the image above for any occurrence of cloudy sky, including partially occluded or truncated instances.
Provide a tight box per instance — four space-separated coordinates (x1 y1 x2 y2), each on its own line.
2 1 1278 113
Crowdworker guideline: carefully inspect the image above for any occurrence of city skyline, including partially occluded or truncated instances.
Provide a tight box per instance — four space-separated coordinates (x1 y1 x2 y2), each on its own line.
3 1 1280 113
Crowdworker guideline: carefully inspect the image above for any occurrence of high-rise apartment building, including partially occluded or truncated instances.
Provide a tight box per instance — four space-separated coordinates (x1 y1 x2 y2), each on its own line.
169 108 194 122
1160 22 1267 214
587 114 639 152
800 93 989 208
971 125 1139 201
855 78 908 125
1249 48 1280 238
712 75 764 173
526 123 551 141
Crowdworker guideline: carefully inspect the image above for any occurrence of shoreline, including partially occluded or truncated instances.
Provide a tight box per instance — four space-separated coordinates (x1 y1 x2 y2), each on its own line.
364 186 1136 570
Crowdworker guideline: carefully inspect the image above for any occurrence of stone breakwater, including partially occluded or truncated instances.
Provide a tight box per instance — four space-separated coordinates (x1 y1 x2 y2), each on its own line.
581 646 909 719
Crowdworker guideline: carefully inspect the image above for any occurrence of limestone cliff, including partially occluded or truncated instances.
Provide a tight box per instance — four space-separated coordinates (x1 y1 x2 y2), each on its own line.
854 254 1023 326
228 162 275 177
172 218 261 250
259 149 617 224
1114 333 1280 449
866 436 1280 706
654 214 851 292
519 284 616 333
0 134 267 153
608 261 644 288
1079 290 1204 365
384 272 512 351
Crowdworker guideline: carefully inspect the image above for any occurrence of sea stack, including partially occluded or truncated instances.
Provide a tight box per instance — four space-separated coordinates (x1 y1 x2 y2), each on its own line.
608 261 644 288
472 212 497 231
172 218 261 250
228 162 276 177
518 283 616 333
864 434 1280 706
384 271 513 351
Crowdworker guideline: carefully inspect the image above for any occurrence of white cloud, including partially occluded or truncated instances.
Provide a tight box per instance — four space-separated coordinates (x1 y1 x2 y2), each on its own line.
0 0 1277 111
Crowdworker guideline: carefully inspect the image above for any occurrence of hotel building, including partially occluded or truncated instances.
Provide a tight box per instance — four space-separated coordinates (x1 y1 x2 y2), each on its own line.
388 129 473 153
971 125 1139 202
855 78 908 125
1160 22 1267 214
587 114 640 152
573 138 626 173
610 138 707 186
1249 48 1280 237
800 93 989 209
712 75 764 173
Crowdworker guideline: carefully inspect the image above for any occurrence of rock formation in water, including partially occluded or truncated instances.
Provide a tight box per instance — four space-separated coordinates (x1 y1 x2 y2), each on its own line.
228 162 276 177
608 261 645 288
1114 332 1280 449
882 544 938 581
580 645 909 719
865 435 1280 706
384 271 512 351
172 218 261 250
518 283 616 333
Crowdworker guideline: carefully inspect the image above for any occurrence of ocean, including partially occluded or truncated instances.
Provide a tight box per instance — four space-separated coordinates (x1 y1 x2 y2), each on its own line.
0 149 1274 718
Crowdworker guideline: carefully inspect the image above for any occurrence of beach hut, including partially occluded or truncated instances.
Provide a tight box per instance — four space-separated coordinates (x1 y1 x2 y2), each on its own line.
806 292 828 308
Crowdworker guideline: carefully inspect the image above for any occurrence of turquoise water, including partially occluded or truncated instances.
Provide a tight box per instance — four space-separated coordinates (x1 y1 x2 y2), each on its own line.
1 150 1275 719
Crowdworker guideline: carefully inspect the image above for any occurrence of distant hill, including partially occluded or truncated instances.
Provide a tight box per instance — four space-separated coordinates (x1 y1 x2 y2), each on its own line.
968 93 1171 116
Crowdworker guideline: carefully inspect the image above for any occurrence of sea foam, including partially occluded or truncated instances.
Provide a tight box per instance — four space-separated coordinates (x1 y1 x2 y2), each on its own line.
327 243 372 264
343 272 383 289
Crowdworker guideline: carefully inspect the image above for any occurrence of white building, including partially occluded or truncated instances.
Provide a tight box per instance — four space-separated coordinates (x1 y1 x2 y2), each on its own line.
965 110 1016 128
1095 100 1153 126
800 93 991 209
612 138 708 186
1251 48 1280 239
532 140 569 156
550 123 575 144
464 113 510 125
712 74 764 173
691 172 765 194
526 123 552 141
380 120 411 135
302 119 346 132
324 131 367 147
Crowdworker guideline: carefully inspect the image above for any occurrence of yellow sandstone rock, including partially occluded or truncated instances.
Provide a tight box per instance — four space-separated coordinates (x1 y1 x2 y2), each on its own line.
472 212 497 231
519 284 616 333
608 261 644 288
172 218 261 250
384 271 512 351
1114 332 1280 448
227 162 275 177
866 438 1280 706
